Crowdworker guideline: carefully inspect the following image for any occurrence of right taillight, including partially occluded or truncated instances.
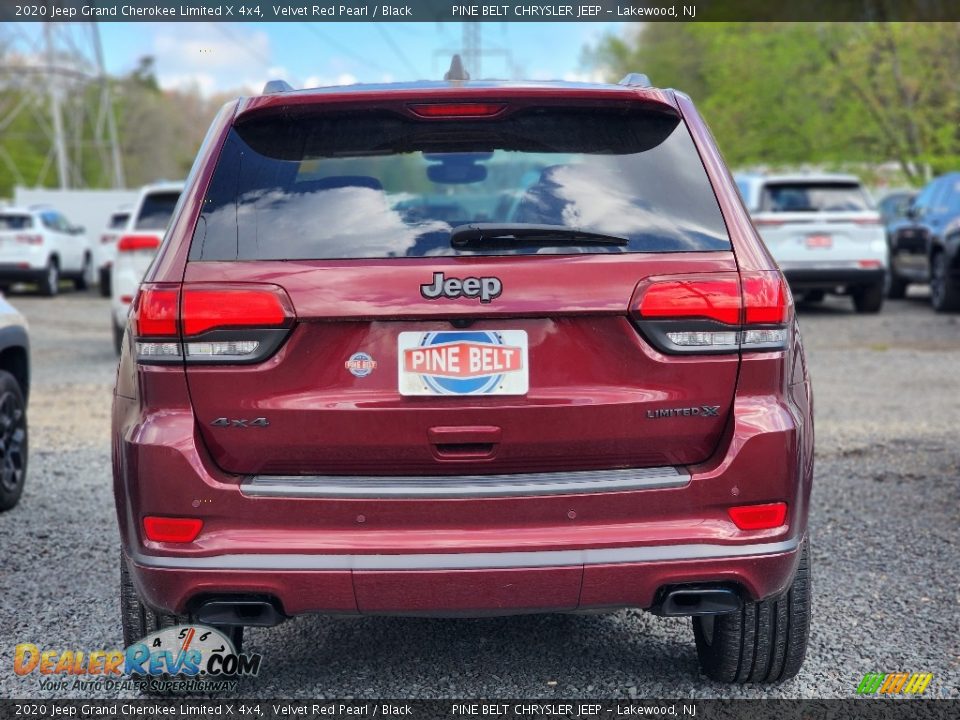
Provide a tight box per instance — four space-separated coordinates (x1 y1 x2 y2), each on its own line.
131 283 295 365
117 235 161 252
631 271 791 354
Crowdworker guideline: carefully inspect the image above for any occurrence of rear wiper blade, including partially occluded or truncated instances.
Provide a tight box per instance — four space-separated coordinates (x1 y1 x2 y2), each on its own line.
450 223 629 250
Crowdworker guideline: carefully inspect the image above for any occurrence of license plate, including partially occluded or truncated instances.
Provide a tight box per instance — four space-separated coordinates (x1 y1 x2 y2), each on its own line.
805 234 833 249
398 330 529 396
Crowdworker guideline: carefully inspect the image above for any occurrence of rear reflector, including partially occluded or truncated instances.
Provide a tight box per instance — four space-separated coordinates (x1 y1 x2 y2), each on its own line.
143 516 203 543
858 259 883 269
182 286 291 336
728 502 787 530
117 235 161 252
408 102 507 118
636 274 741 325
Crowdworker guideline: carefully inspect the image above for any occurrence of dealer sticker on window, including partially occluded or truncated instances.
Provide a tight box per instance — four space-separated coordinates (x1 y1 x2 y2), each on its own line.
398 330 528 396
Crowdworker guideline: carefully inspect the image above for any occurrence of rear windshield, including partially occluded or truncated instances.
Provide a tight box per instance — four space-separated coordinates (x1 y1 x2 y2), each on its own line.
135 192 180 231
109 212 130 230
760 182 871 213
191 107 731 261
0 214 33 230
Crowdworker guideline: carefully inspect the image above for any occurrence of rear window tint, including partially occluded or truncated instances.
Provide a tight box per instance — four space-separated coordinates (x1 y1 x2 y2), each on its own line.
0 215 32 230
135 192 180 231
191 107 731 261
761 182 871 213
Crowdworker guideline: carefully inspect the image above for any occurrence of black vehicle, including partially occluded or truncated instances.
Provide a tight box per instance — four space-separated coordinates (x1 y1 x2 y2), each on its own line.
0 294 29 511
888 173 960 311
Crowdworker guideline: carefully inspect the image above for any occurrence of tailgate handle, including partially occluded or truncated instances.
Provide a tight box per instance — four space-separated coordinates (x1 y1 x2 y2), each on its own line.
429 426 501 459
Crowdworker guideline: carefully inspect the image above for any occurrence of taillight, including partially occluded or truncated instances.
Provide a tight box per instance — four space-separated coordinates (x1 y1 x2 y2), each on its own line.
408 102 507 118
854 216 883 226
132 283 295 365
117 235 161 252
753 218 784 228
101 233 117 245
15 234 43 245
631 272 791 354
728 502 788 530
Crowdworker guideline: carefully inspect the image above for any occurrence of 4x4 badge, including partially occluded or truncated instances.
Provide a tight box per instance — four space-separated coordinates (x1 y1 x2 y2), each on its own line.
421 271 502 303
211 417 270 428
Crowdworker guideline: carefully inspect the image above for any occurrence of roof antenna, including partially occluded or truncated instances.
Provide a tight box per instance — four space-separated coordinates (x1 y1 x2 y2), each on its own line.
444 54 470 82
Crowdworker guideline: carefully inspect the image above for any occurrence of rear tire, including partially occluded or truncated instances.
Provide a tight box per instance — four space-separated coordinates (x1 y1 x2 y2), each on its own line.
113 321 124 356
74 254 91 290
120 553 244 652
99 266 112 297
930 252 960 312
693 539 810 683
0 371 28 512
38 259 59 297
887 272 908 299
852 281 884 313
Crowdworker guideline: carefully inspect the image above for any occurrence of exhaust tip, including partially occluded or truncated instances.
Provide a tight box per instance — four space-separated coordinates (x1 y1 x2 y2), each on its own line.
194 598 285 627
657 587 742 617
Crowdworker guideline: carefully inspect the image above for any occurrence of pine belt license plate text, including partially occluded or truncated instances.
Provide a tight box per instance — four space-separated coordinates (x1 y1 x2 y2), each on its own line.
398 330 529 396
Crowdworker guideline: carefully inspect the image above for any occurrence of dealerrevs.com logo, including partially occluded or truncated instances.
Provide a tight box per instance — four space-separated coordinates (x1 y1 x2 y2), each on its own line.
14 624 261 693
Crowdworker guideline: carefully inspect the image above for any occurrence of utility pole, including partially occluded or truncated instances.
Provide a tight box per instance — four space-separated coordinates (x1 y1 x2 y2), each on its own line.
45 23 69 189
1 22 126 190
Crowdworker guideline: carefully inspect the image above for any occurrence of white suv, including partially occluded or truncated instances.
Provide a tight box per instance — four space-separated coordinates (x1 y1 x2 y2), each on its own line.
0 206 92 296
95 206 132 298
736 173 888 313
110 182 184 353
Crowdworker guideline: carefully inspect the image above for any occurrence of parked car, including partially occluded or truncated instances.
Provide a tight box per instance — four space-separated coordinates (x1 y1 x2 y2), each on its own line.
736 173 888 313
113 66 814 683
110 182 184 354
95 207 132 298
887 173 960 311
0 206 92 296
877 189 916 227
0 293 30 511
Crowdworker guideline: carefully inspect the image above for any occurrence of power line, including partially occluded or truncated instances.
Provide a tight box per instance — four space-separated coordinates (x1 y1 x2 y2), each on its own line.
374 23 423 80
299 23 393 77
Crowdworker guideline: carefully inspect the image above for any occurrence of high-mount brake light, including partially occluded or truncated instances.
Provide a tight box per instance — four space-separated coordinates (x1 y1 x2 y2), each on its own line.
728 502 788 530
117 235 161 252
408 102 507 118
132 283 295 365
631 272 791 354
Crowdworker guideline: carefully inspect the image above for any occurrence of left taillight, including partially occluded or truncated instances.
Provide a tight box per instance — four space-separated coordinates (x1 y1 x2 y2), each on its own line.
131 283 295 364
630 271 792 354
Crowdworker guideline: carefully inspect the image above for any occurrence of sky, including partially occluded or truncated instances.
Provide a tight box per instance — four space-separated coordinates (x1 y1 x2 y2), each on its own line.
56 22 630 95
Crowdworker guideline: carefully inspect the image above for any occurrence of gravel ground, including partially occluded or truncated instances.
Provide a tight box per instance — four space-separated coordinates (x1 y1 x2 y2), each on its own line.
0 287 958 700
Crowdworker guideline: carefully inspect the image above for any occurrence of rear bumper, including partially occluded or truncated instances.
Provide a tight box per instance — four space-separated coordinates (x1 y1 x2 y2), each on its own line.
115 365 814 617
0 264 47 283
780 264 885 289
126 539 802 617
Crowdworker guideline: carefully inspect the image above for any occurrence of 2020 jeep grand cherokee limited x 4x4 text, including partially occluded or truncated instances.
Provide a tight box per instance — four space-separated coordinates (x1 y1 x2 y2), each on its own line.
113 66 814 683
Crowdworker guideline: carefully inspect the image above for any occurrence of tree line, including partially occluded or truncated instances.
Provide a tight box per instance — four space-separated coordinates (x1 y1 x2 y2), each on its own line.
585 22 960 185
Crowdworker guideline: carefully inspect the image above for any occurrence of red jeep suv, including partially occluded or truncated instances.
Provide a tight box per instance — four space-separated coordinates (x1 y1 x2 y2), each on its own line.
113 64 813 683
